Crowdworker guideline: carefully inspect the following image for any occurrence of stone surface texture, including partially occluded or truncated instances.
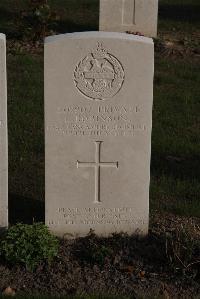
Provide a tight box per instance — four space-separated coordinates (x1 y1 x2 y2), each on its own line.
99 0 158 37
45 32 154 237
0 33 8 229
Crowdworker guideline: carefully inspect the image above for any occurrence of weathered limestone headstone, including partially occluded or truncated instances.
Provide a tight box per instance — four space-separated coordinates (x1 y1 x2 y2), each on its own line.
0 34 8 229
99 0 158 37
45 32 154 237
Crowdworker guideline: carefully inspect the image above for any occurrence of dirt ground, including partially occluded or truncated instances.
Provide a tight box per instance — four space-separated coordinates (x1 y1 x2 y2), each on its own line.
0 213 199 298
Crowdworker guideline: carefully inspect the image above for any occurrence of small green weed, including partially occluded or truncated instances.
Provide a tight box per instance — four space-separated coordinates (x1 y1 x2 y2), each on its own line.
0 223 59 271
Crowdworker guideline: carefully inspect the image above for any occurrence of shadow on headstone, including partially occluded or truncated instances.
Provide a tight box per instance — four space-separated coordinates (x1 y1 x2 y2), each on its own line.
159 2 200 23
9 194 44 225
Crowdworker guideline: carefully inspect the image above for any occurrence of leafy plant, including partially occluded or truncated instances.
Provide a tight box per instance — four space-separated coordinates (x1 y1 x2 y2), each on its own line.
0 223 59 271
20 0 59 41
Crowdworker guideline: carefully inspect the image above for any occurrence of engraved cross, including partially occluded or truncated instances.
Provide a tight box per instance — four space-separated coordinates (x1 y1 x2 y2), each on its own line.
122 0 136 25
77 141 118 204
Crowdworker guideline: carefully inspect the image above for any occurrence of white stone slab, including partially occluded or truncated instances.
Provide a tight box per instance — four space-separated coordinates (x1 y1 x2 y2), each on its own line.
0 34 8 229
99 0 158 37
45 32 154 237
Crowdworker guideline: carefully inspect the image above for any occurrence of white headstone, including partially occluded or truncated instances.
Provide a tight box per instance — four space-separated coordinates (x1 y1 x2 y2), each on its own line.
45 32 154 237
99 0 158 37
0 34 8 229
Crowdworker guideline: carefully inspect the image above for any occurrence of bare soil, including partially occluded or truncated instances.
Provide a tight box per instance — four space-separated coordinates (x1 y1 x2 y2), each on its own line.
0 213 199 298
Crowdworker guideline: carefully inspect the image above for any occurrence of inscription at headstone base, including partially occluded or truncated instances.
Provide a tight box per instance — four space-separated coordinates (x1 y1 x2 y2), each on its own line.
99 0 158 37
45 32 154 237
0 34 8 229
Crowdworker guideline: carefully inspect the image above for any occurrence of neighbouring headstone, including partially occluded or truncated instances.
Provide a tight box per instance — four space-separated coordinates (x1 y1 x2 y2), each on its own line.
0 34 8 229
45 32 154 237
99 0 158 37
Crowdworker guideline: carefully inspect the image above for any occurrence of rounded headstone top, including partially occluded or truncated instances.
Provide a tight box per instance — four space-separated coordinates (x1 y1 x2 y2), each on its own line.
0 33 6 40
45 31 153 45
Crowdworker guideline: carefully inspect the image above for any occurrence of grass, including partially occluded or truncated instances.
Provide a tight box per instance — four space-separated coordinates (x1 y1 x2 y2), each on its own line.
50 0 99 32
158 0 200 34
8 54 44 199
7 52 44 223
0 0 199 222
151 57 200 217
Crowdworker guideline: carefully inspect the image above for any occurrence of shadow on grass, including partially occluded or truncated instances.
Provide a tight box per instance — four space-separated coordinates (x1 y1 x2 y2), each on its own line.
150 153 200 217
159 2 200 23
0 6 21 39
0 6 14 22
151 153 200 180
9 194 44 225
55 20 98 34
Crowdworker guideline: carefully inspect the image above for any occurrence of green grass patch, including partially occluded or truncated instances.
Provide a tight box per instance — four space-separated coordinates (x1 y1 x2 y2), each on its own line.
159 0 200 33
50 0 99 32
151 56 200 217
8 53 44 203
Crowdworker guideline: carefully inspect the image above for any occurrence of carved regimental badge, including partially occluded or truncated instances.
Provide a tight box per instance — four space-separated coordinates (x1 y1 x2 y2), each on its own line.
74 43 125 100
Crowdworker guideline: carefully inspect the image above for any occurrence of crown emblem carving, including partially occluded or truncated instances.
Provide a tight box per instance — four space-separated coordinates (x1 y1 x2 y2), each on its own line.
74 43 125 101
91 43 107 59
